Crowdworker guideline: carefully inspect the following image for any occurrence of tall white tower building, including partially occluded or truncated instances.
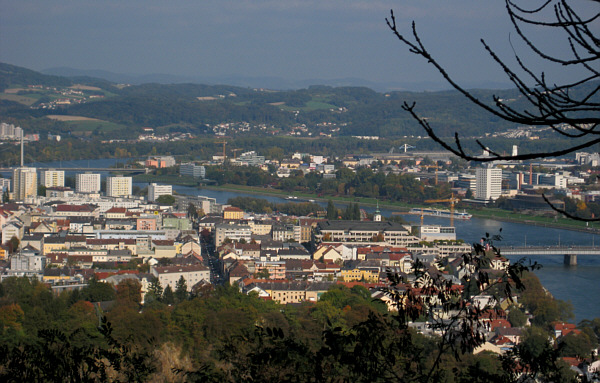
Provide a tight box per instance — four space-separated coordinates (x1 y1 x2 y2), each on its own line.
475 166 502 201
40 169 65 187
76 173 101 193
106 176 132 197
13 167 38 201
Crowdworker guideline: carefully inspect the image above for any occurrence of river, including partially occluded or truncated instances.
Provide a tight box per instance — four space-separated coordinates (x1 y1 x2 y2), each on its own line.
11 158 600 322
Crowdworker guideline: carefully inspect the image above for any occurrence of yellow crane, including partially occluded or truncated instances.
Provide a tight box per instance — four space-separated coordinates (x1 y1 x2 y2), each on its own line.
231 148 242 159
424 193 460 227
421 164 439 185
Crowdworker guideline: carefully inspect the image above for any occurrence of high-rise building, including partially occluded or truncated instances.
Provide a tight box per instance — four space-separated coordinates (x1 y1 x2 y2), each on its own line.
475 166 502 201
13 167 37 201
148 183 172 202
76 173 101 193
106 176 132 197
40 169 65 187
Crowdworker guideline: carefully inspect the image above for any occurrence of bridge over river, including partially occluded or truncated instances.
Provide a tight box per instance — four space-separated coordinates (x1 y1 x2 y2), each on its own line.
501 246 600 265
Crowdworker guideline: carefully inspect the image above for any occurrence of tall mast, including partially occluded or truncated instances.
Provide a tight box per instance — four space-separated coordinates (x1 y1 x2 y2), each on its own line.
20 130 24 167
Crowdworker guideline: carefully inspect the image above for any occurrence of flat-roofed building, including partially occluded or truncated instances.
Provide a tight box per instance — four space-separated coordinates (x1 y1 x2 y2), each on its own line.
147 183 172 203
151 264 210 291
215 223 252 246
180 163 206 178
13 167 37 201
76 173 101 193
40 169 64 188
106 176 132 198
315 220 418 247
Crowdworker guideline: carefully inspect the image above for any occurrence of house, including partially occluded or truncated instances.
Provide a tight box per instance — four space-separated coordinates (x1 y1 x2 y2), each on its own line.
553 322 581 338
223 206 244 220
313 245 342 263
54 204 98 217
180 239 202 256
152 240 177 258
105 207 128 219
2 221 24 244
228 262 250 284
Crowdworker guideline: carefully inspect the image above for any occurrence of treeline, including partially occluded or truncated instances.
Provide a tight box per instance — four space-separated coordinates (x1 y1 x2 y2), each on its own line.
0 272 596 382
227 196 323 216
209 165 454 204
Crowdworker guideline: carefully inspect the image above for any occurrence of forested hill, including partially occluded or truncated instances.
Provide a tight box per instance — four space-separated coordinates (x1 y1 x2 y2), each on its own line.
2 62 591 139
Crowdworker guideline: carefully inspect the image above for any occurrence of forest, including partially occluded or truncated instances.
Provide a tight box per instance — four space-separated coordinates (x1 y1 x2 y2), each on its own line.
0 267 596 382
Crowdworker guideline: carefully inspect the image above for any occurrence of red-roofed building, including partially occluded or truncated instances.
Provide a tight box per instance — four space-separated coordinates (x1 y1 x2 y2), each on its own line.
105 207 127 219
554 322 582 338
55 204 97 217
223 206 244 220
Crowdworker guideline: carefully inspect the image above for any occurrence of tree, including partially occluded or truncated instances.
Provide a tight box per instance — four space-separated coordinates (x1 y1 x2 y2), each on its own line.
326 200 337 220
388 0 599 221
162 285 175 305
175 276 188 302
380 232 542 381
145 278 163 304
156 194 176 206
387 0 599 163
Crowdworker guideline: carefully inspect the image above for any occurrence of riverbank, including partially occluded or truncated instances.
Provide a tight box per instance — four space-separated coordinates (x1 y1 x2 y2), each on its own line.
193 184 600 234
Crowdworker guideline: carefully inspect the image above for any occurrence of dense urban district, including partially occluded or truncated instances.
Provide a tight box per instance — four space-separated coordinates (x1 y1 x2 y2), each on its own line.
0 63 599 381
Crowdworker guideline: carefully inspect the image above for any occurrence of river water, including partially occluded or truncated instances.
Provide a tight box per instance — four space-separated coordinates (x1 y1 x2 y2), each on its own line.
13 158 600 322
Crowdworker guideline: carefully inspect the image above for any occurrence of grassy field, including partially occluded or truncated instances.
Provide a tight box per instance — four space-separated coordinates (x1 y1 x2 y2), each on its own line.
0 93 39 105
64 119 125 132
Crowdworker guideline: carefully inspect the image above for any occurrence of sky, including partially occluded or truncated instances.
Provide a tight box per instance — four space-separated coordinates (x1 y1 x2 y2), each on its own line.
0 0 596 90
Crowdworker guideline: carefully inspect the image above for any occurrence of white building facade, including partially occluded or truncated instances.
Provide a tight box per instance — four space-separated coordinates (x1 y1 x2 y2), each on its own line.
40 169 65 188
148 183 173 202
13 167 37 201
475 166 502 201
76 173 102 193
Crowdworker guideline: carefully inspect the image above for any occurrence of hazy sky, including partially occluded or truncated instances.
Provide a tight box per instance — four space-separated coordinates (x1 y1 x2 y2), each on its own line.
0 1 595 89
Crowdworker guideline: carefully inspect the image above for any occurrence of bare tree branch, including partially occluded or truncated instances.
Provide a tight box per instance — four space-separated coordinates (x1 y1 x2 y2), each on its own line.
387 0 600 162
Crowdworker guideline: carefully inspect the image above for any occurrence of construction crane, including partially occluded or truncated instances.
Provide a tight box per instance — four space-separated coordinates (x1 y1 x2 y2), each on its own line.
215 140 227 162
231 148 242 159
421 164 439 185
424 193 460 227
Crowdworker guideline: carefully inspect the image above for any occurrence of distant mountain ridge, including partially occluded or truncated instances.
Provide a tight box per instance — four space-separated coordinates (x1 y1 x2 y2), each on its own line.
41 66 513 92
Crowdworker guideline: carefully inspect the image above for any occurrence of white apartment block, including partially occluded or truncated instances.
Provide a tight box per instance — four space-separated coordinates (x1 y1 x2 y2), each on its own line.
215 223 252 246
475 166 502 201
151 265 211 292
12 167 37 201
148 183 172 202
40 169 65 188
76 173 102 193
106 176 132 197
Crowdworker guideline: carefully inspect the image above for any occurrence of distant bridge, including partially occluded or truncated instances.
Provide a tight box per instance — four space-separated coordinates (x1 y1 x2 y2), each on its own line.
0 167 147 174
501 246 600 265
